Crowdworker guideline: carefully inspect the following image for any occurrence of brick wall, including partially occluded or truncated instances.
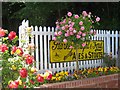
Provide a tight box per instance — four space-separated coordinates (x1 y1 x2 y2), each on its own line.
36 74 119 88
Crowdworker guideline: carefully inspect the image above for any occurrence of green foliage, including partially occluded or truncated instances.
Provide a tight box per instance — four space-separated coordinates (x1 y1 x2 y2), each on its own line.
102 53 116 67
2 2 119 30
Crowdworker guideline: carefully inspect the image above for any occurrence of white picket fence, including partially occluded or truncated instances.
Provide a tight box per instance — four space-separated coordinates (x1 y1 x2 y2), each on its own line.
19 20 120 73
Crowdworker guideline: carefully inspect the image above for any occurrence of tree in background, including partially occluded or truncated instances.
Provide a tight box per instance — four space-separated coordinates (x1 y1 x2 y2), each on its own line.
2 2 120 31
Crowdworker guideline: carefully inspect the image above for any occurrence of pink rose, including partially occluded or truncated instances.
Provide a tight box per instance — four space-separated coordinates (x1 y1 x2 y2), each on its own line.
0 28 6 37
69 46 73 49
65 33 69 37
76 35 81 39
69 27 73 31
73 30 77 33
78 31 82 35
63 39 67 43
81 26 85 31
55 21 59 24
74 15 79 19
82 43 86 47
82 11 88 16
62 26 65 30
58 31 62 35
90 30 94 34
79 21 83 25
68 21 71 24
67 12 72 17
67 30 69 33
56 25 60 29
70 32 73 35
82 33 86 37
96 17 100 22
53 37 57 41
63 19 66 24
54 32 58 36
60 22 63 25
71 22 75 26
65 25 69 29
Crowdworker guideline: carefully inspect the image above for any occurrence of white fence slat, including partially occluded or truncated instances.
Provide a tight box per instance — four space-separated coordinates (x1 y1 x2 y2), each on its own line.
39 26 44 70
103 30 106 53
112 31 114 57
51 27 56 73
48 27 52 70
35 26 39 70
44 27 48 70
116 31 118 58
107 30 110 54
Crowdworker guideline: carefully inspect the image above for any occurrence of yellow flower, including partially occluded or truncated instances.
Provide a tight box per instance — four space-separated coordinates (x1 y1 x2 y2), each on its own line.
104 67 108 72
60 71 64 75
98 67 103 72
65 71 68 76
87 70 91 74
56 73 59 77
58 76 62 81
56 77 59 81
11 65 17 70
44 72 49 79
19 80 22 85
51 76 56 80
15 49 21 55
31 67 37 73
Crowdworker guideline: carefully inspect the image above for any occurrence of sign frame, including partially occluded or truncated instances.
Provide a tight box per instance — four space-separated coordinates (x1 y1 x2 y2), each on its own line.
50 40 104 63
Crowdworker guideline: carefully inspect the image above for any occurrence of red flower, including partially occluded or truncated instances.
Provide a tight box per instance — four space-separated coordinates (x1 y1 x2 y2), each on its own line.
46 73 52 80
11 46 17 54
8 81 18 88
36 74 44 83
8 31 16 40
14 80 19 85
24 86 26 88
19 68 28 78
30 80 35 84
0 44 8 52
0 28 6 37
25 54 34 65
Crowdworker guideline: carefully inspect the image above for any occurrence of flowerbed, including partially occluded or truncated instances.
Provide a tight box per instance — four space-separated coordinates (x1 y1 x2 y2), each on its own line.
38 73 119 88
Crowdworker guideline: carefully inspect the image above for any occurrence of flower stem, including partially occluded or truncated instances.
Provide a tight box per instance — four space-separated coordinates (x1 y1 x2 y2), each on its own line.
75 45 79 74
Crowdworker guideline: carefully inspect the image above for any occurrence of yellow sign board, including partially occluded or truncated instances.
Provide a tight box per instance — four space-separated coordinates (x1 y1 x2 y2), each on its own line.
50 40 104 63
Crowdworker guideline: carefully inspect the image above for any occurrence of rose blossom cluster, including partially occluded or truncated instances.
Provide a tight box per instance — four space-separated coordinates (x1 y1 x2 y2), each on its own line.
0 28 53 88
53 11 100 48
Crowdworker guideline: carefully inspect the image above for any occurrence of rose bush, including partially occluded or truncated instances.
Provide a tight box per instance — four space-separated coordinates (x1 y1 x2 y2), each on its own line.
0 28 53 88
53 11 100 72
53 11 100 48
